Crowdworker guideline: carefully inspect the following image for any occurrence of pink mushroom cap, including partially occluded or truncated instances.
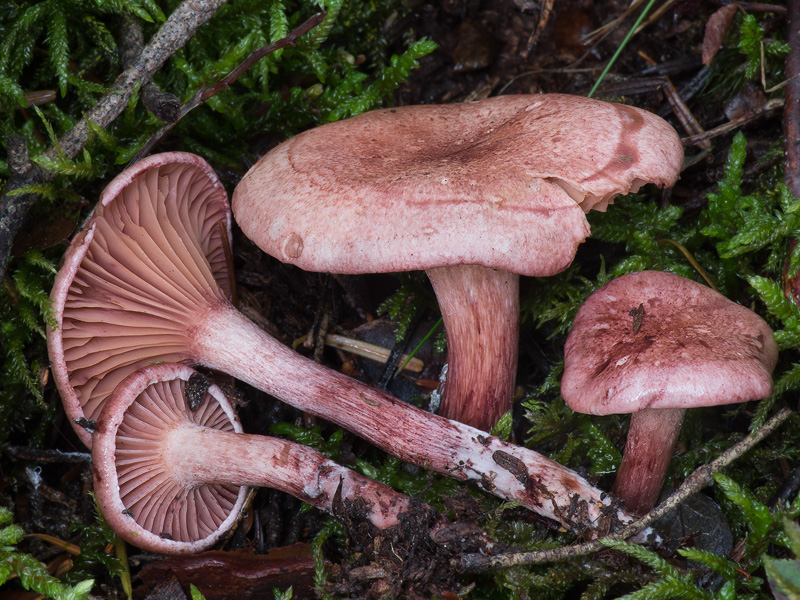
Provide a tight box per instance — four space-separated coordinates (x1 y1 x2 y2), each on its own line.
562 270 778 415
93 363 248 554
561 270 777 514
231 94 684 277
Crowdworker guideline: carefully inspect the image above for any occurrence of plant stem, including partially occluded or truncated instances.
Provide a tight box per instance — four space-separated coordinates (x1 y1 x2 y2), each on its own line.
587 0 658 98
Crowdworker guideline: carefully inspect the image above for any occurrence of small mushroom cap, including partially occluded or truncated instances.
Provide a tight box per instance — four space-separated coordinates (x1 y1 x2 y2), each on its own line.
232 94 683 277
562 271 778 415
47 152 232 448
92 363 247 554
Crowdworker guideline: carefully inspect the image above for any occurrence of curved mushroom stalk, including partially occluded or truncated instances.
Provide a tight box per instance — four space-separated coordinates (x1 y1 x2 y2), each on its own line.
49 152 636 533
562 270 778 516
186 298 630 532
231 94 685 431
93 363 425 554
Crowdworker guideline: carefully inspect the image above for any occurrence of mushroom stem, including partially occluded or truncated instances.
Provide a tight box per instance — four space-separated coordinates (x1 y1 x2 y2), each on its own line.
165 422 410 531
612 407 686 516
426 265 519 430
188 299 628 532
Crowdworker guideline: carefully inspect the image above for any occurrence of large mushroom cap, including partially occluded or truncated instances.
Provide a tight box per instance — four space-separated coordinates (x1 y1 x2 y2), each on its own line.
47 152 232 448
92 363 247 554
232 94 683 277
561 270 778 415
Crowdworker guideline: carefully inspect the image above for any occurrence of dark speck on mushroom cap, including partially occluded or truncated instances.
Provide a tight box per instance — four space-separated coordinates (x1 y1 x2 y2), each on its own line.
561 270 777 415
232 95 683 277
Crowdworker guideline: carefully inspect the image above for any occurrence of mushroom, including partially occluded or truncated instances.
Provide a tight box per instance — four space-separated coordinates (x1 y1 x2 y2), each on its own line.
561 270 777 515
92 363 427 554
47 151 635 531
231 94 684 431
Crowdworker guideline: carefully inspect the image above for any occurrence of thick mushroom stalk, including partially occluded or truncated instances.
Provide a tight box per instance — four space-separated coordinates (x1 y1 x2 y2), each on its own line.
93 363 421 554
562 271 778 515
427 266 518 427
48 152 635 533
231 94 684 431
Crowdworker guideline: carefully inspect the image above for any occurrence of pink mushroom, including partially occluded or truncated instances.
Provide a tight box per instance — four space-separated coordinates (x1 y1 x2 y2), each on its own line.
92 363 427 554
561 270 777 515
231 94 684 431
47 152 635 532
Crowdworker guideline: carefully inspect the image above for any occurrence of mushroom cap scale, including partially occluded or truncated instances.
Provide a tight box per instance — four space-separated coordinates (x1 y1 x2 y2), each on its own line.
92 363 247 554
561 270 777 415
47 152 232 448
232 94 683 277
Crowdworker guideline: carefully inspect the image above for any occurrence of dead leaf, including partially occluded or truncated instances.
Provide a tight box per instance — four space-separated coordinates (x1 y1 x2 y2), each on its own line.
137 544 317 600
702 4 740 66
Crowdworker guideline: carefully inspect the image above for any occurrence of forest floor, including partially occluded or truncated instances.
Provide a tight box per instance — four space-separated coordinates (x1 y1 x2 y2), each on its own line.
1 1 798 599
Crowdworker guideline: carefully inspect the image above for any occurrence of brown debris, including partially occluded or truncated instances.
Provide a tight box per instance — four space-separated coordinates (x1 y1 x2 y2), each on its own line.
328 497 498 599
138 545 317 600
702 4 740 66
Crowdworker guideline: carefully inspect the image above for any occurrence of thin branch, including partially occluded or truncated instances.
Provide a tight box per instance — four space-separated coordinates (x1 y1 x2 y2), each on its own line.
119 17 181 123
129 11 326 163
656 239 719 291
456 406 794 573
680 98 783 146
784 0 800 197
0 0 228 281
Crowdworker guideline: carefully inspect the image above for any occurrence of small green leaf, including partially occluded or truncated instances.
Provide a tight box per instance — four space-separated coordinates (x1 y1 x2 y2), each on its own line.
783 518 800 557
189 584 206 600
578 416 621 475
491 411 513 441
713 472 773 551
273 587 293 600
765 556 800 600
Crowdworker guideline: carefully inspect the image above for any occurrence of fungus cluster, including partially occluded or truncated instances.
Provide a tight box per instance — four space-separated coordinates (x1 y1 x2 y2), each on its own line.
48 149 636 536
232 94 684 431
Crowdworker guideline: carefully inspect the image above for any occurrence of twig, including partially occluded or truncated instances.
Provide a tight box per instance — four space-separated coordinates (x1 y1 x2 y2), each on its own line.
456 407 794 572
582 0 673 49
681 98 783 146
741 2 787 14
129 12 326 164
4 445 91 463
784 0 800 196
0 137 41 276
520 0 554 60
119 17 181 123
0 0 229 281
0 90 56 112
638 51 711 151
656 239 718 291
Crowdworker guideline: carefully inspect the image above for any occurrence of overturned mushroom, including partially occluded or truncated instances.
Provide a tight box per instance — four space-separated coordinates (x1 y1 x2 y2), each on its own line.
232 94 684 431
92 363 430 554
561 270 777 514
48 152 636 532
